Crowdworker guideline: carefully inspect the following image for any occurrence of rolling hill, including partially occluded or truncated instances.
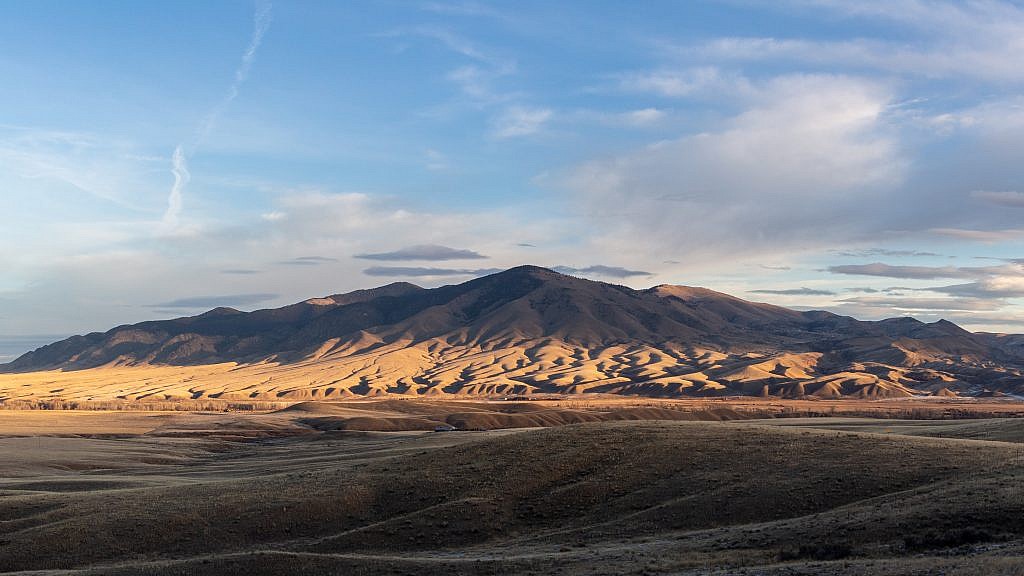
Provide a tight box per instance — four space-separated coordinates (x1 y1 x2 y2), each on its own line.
2 265 1023 402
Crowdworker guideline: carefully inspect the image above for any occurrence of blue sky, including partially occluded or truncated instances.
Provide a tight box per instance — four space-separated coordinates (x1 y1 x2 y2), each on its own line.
3 0 1024 358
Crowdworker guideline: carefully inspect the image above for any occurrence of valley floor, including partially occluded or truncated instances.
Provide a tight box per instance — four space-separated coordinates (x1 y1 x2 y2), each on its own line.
1 403 1023 575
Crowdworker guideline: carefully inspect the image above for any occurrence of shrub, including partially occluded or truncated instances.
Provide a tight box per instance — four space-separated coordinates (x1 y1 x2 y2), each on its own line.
779 541 853 561
903 527 997 551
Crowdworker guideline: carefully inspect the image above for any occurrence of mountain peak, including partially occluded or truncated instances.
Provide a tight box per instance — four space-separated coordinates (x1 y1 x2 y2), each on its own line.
199 307 243 317
649 284 716 299
3 266 1021 402
493 264 562 279
325 281 424 305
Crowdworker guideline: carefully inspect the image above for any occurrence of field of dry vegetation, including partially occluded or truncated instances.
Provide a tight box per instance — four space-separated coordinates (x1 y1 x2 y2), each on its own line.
1 399 1023 575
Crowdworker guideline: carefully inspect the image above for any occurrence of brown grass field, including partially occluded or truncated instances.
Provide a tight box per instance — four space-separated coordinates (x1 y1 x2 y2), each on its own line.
1 399 1024 575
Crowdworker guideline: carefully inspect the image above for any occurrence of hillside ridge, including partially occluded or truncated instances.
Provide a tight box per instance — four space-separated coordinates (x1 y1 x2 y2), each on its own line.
2 266 1022 401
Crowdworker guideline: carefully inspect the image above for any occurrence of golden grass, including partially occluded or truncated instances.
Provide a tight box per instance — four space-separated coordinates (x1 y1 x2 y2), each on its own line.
0 337 982 402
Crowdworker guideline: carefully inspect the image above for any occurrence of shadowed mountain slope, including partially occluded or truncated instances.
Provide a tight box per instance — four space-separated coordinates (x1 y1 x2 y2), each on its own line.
3 266 1023 400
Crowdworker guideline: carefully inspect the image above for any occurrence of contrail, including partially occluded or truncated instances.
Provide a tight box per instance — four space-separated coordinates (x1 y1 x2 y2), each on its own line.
162 145 190 229
195 0 273 146
162 1 272 231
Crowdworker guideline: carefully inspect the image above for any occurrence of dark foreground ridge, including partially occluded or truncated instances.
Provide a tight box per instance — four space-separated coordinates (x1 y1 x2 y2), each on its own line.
2 416 1024 575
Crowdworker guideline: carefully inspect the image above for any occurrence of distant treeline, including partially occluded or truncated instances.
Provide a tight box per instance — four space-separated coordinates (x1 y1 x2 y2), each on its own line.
550 398 1024 420
0 399 288 412
1 397 1022 419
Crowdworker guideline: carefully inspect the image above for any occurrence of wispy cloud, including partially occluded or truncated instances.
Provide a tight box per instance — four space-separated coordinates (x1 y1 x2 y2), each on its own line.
971 190 1024 207
829 261 1024 303
148 293 278 309
671 0 1024 84
163 1 272 233
406 26 517 104
424 148 448 171
751 287 836 296
927 276 1024 298
0 126 158 211
838 295 1003 312
161 145 189 229
419 1 505 19
414 25 499 65
619 108 665 126
278 256 338 266
616 67 749 98
355 244 487 261
576 108 667 127
492 106 552 138
931 228 1024 242
844 287 882 293
363 266 501 277
195 0 274 145
827 263 985 279
832 248 943 258
553 265 651 278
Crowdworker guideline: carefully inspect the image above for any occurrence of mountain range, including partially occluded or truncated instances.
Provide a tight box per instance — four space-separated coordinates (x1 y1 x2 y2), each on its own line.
3 265 1023 401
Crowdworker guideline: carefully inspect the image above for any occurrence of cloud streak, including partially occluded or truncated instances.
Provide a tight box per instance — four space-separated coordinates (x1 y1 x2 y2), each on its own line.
673 0 1024 84
751 287 836 296
492 106 552 138
161 145 189 229
195 0 273 145
148 293 279 310
838 296 1003 312
931 228 1024 242
928 277 1024 299
355 244 487 261
278 256 338 266
164 1 272 232
363 266 501 277
827 263 986 280
972 190 1024 207
552 265 652 278
832 248 943 258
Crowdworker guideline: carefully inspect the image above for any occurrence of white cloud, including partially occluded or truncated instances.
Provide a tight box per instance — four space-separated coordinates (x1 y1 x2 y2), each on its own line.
491 106 553 138
564 74 903 265
404 27 518 105
445 64 519 104
414 26 498 65
838 295 1003 312
195 1 273 144
161 145 189 230
827 263 1004 280
424 148 448 171
969 274 1024 297
930 228 1024 242
617 66 750 98
619 108 665 126
167 1 272 234
676 1 1024 83
419 1 506 19
972 190 1024 207
934 277 1024 299
0 126 162 211
355 244 487 261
